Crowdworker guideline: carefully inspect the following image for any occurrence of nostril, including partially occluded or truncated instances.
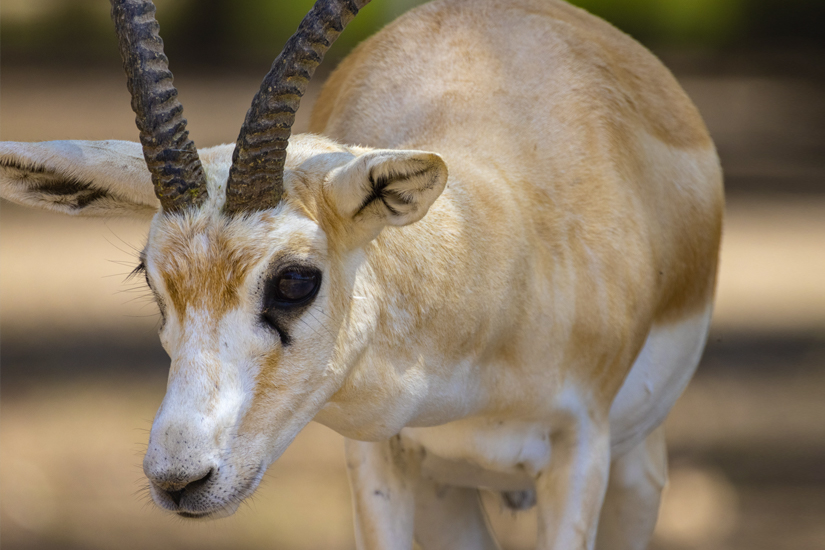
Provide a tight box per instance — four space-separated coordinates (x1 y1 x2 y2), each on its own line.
168 487 185 506
159 468 215 507
188 467 214 490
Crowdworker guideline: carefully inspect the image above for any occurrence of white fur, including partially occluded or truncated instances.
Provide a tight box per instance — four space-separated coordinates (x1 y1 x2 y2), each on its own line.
609 305 714 456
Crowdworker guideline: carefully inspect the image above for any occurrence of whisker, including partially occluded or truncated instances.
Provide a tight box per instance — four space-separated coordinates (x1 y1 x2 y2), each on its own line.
297 317 329 343
306 310 336 341
123 313 163 319
102 223 145 255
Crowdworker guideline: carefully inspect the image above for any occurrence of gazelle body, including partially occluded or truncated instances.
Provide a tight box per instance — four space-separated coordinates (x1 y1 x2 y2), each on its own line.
0 0 722 548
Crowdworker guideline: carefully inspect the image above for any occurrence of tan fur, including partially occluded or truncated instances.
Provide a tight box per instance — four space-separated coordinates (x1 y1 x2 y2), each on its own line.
0 0 722 546
311 0 722 407
150 211 275 319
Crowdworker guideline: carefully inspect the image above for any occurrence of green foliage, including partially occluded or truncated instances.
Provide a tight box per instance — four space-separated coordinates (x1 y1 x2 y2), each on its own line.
570 0 746 45
0 1 119 64
0 0 822 66
221 0 392 61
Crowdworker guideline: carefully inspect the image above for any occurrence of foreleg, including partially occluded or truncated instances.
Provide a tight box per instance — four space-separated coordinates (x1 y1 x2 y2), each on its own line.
595 425 668 550
535 419 611 550
345 437 419 550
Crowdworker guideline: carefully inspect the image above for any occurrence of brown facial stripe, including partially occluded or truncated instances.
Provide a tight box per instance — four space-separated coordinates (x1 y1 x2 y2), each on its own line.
159 233 262 319
152 213 322 323
250 348 285 418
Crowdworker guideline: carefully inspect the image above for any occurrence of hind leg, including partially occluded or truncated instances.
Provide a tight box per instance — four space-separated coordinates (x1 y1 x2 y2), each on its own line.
414 478 499 550
596 425 668 550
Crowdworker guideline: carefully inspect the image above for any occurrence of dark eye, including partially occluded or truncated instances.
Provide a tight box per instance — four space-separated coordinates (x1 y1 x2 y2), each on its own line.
274 270 320 304
265 267 322 310
262 267 322 345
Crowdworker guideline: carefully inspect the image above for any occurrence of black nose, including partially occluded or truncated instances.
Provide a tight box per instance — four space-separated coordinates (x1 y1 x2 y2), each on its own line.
159 468 214 507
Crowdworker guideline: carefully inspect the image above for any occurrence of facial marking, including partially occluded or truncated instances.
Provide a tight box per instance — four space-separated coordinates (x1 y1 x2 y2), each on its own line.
149 210 277 321
146 204 333 417
139 166 343 518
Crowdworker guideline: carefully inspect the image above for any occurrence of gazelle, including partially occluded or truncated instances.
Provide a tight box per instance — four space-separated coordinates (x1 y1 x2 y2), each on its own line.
0 0 723 548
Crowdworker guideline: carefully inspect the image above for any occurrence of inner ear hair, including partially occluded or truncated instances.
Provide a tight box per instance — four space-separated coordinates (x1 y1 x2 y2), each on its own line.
0 140 160 218
1 158 110 211
357 162 430 217
0 158 48 174
358 153 446 225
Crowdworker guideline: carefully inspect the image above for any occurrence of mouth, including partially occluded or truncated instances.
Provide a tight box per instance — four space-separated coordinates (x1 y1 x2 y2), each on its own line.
177 510 218 520
149 463 266 520
178 511 208 519
175 502 241 520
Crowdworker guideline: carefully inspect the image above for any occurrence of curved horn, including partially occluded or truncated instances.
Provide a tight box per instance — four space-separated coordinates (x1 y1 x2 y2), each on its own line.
224 0 371 215
111 0 207 212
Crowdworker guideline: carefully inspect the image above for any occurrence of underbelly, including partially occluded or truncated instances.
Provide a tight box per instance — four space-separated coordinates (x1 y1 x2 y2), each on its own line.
420 452 535 491
401 417 553 491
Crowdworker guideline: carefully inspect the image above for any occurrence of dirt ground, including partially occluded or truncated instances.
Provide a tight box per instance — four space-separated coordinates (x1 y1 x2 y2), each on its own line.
1 62 824 550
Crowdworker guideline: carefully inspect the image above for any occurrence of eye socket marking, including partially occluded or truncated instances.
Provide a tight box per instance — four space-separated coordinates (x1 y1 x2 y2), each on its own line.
261 266 322 346
131 260 322 344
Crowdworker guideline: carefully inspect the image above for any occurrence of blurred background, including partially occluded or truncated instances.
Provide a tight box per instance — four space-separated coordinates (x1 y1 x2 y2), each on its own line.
1 0 823 549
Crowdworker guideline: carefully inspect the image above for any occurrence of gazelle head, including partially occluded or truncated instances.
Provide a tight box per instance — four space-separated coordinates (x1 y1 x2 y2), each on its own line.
1 0 447 519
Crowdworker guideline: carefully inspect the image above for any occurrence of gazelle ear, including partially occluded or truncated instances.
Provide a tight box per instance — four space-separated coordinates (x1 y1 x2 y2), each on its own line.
327 149 448 241
0 140 159 218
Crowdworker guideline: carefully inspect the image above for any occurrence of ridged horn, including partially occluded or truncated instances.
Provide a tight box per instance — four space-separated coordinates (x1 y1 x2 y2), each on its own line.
224 0 371 215
111 0 207 212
